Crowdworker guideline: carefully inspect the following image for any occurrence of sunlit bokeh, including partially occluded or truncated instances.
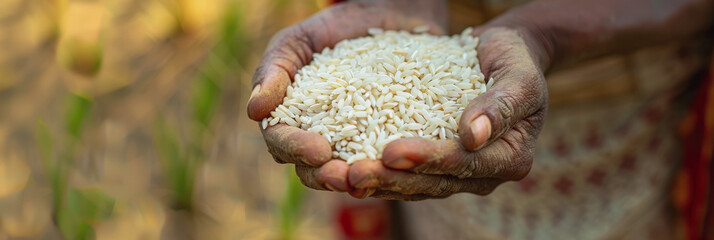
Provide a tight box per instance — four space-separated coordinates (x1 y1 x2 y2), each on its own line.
0 0 341 239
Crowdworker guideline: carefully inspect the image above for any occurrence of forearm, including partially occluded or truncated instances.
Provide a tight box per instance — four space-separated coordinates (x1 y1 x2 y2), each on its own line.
485 0 714 71
348 0 449 29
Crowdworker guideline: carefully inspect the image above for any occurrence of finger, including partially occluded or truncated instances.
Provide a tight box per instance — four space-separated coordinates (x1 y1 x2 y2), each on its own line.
382 137 460 172
458 28 548 151
383 117 539 180
348 189 431 201
246 26 312 121
295 166 325 191
247 3 444 121
262 124 331 166
370 190 432 201
348 188 376 199
348 160 503 197
295 160 350 192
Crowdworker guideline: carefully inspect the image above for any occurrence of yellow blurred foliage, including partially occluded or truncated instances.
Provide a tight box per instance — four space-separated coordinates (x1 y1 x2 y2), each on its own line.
95 197 166 240
174 0 226 34
0 0 340 239
11 1 60 54
0 67 17 91
0 0 22 19
0 187 53 238
0 146 31 198
56 1 107 77
137 0 184 41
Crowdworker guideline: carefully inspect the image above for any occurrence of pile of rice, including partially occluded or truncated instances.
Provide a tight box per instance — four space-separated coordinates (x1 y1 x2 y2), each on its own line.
261 27 490 163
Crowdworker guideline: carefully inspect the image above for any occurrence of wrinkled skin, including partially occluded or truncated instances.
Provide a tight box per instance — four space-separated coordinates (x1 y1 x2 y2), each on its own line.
247 1 548 200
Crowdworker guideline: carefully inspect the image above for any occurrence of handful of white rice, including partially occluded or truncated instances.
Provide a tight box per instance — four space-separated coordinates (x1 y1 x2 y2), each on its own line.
262 27 490 164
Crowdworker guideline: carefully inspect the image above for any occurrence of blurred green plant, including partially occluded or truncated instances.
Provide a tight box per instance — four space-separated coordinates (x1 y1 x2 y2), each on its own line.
279 165 308 240
35 94 116 239
65 94 93 140
151 0 252 211
35 94 92 212
34 121 65 212
151 77 220 210
152 117 198 210
191 67 221 133
216 0 250 66
58 188 115 240
221 1 315 238
150 0 315 237
150 32 228 211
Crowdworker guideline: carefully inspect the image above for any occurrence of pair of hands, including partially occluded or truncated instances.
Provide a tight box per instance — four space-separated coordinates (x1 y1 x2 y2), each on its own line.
247 2 548 200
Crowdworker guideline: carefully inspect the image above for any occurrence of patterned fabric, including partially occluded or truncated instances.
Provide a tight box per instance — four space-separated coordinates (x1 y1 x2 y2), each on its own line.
402 41 712 240
673 54 714 240
403 40 710 239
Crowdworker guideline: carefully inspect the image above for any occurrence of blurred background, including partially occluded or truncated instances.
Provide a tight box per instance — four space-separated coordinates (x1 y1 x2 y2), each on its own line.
0 0 352 239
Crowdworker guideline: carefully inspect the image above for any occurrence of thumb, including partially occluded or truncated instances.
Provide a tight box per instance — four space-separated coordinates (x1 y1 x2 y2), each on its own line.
247 3 445 121
459 28 547 151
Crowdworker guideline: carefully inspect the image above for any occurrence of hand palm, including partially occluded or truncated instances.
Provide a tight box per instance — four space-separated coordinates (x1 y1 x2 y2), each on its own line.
247 2 547 200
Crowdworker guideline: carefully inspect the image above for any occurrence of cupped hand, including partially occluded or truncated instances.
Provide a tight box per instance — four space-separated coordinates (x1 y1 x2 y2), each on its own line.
347 27 549 200
247 2 443 193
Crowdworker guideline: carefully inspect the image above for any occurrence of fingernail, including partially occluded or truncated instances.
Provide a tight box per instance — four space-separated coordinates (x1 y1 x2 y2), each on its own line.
325 183 339 192
323 176 347 192
470 115 492 150
351 188 375 199
349 189 366 199
249 84 261 102
387 157 415 169
353 175 378 189
364 188 375 198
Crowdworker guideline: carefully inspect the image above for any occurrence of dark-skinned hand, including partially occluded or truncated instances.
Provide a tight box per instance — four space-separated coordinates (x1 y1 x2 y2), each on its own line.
247 1 444 193
347 27 548 200
247 1 548 200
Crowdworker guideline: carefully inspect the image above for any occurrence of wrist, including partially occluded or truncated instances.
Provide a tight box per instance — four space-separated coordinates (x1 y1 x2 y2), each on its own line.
476 1 596 72
347 0 448 30
473 24 555 73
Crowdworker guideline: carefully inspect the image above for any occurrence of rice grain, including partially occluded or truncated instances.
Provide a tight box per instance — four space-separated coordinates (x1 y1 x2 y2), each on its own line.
263 27 488 164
